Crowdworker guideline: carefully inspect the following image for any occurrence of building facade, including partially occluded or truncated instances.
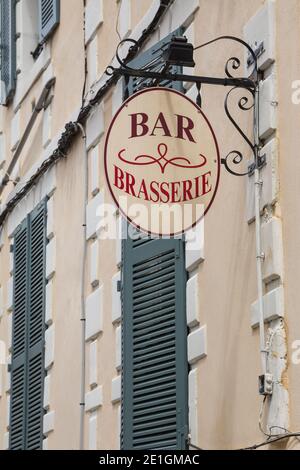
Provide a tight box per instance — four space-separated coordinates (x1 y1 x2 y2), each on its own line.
0 0 300 450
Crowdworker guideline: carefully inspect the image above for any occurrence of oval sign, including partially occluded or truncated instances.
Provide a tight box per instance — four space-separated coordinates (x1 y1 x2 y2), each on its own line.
105 87 220 236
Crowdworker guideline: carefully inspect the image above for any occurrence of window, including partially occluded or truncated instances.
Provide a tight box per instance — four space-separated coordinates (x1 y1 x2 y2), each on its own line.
19 0 60 66
0 0 17 104
10 201 47 450
0 0 60 104
18 0 40 67
32 0 60 59
39 0 60 42
121 30 189 450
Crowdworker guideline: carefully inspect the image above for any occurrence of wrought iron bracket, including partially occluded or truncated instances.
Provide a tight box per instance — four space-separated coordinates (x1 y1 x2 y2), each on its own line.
107 35 264 177
112 67 256 91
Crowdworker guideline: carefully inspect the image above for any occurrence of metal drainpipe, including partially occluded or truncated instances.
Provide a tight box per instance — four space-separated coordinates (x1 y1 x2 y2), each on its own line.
253 84 267 375
76 123 88 449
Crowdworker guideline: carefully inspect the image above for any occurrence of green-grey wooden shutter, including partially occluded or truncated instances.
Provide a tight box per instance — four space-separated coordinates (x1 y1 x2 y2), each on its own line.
0 0 17 104
121 30 188 450
39 0 60 42
26 202 46 450
10 201 46 450
10 218 29 449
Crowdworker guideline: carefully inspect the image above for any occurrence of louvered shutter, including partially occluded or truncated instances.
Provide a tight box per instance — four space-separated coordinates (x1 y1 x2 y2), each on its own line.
39 0 60 42
123 27 184 99
121 30 188 450
10 201 46 450
0 0 17 104
26 202 46 450
10 219 29 450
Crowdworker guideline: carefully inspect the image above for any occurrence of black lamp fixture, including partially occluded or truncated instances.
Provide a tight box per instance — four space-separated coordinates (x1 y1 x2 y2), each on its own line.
163 36 195 67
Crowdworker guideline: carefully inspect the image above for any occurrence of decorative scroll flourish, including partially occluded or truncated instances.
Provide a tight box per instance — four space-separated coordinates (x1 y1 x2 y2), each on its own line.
225 87 255 151
221 151 252 177
225 57 241 79
193 35 258 82
106 38 139 77
193 35 260 176
222 86 256 176
107 35 261 177
116 38 139 69
221 87 256 176
118 143 207 174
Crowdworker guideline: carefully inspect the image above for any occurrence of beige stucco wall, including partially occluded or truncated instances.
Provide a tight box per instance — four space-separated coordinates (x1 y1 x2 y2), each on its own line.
192 0 262 449
276 0 300 444
0 0 86 449
0 0 300 450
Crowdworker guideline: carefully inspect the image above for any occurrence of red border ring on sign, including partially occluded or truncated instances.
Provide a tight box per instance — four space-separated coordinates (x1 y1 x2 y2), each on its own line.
104 87 220 237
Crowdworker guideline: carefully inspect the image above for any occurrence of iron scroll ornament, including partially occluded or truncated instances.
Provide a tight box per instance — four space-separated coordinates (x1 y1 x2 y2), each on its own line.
193 36 259 176
106 35 261 177
222 86 256 176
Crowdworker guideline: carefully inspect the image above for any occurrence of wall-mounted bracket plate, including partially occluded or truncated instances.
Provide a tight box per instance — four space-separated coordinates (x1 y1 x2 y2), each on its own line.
248 153 266 177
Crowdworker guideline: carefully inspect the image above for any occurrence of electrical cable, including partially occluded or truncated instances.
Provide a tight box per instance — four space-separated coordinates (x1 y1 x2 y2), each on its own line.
189 431 300 451
81 0 88 106
241 432 300 450
189 323 294 451
116 0 122 42
268 426 300 443
76 122 88 450
258 321 287 438
258 395 269 437
0 0 173 229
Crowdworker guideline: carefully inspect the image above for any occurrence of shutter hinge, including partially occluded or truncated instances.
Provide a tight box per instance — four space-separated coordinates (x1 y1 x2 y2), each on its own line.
175 241 181 258
10 244 14 253
7 363 12 373
182 424 189 449
183 424 189 437
117 280 122 292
